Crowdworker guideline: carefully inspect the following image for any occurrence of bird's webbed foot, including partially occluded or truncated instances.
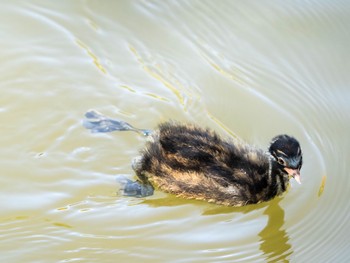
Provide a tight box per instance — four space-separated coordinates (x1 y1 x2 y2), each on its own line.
116 175 154 197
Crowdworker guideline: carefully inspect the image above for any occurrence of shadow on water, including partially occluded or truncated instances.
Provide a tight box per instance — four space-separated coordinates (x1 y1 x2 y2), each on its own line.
142 196 293 262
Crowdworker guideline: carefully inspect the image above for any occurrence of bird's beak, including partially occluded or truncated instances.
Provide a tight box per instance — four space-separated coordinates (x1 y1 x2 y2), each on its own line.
284 167 301 184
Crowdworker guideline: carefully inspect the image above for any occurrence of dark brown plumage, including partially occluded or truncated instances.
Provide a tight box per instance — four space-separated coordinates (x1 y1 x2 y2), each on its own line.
133 122 302 206
84 110 303 206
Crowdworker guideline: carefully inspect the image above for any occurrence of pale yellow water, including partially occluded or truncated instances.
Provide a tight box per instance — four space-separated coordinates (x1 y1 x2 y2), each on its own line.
1 1 349 262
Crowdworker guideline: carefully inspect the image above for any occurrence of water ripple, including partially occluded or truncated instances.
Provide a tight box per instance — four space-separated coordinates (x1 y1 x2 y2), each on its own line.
1 0 349 262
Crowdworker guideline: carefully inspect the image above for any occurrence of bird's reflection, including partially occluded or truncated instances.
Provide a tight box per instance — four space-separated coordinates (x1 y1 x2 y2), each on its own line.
199 198 294 261
258 198 293 262
141 195 293 261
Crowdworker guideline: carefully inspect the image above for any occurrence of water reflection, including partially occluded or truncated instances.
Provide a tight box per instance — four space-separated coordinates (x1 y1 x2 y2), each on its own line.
204 198 294 262
258 199 293 262
142 196 293 261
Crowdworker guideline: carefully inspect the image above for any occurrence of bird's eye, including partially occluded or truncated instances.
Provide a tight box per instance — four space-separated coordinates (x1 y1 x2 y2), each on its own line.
277 157 286 166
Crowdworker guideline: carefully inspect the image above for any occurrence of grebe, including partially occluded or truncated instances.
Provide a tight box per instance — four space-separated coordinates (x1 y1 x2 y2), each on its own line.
84 110 303 206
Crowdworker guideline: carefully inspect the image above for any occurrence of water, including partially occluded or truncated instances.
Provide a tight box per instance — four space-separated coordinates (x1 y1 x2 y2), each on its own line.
1 1 349 262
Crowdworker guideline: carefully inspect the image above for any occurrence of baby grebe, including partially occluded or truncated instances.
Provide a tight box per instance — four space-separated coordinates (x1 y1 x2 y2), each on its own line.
84 110 303 206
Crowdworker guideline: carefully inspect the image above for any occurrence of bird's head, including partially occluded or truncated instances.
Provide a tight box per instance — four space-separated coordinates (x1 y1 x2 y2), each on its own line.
269 135 303 184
